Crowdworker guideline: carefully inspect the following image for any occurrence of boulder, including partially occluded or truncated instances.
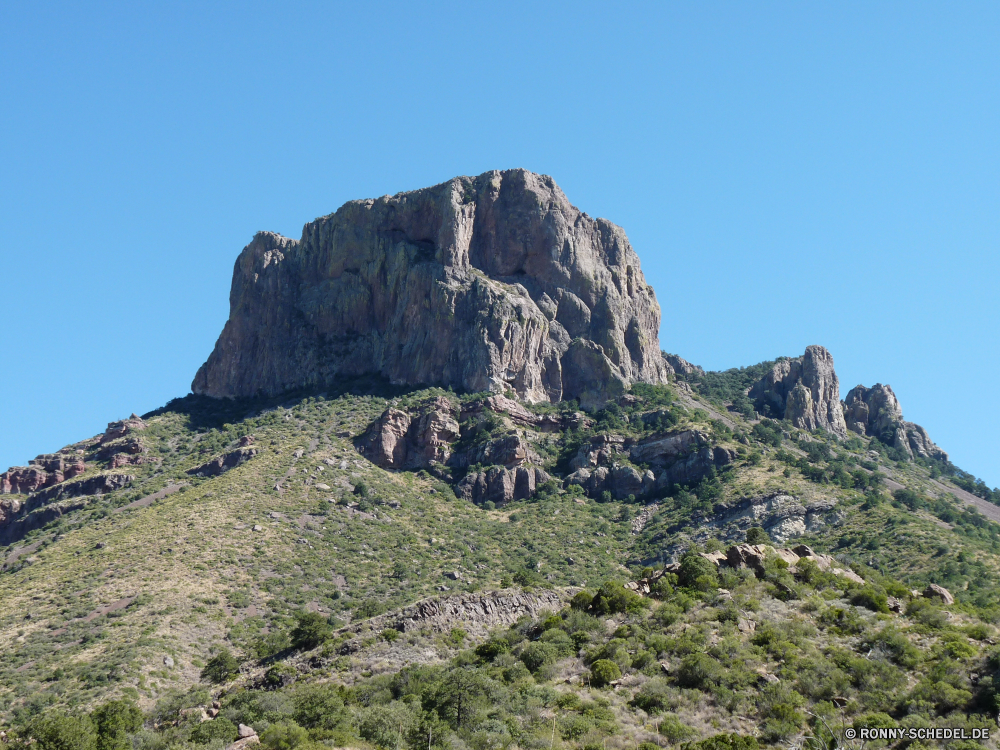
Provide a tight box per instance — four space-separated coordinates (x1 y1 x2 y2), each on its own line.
749 346 847 437
923 584 954 605
238 724 257 739
192 169 669 408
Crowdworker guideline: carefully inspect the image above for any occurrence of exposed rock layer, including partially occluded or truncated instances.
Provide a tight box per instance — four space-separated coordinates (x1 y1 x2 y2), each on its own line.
193 169 669 409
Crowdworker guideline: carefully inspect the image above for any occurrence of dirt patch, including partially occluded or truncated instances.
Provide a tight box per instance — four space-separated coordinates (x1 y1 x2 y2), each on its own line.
113 483 186 514
3 539 45 569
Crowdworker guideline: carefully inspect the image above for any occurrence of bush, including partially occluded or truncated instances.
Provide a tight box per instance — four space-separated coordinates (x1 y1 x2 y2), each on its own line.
260 720 311 749
201 648 239 684
475 638 510 661
590 659 622 687
678 551 718 591
676 653 724 690
92 699 143 750
746 526 770 545
850 586 890 613
590 581 648 615
190 717 239 744
382 628 400 643
26 712 97 750
290 611 333 650
520 642 559 673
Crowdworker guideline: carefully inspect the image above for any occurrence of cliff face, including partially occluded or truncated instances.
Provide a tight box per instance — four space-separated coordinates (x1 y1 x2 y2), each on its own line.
748 346 848 437
844 383 948 461
192 169 669 409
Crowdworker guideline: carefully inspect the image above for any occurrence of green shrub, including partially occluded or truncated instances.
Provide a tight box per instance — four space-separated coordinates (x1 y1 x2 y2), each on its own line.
590 581 648 615
92 699 143 750
520 642 559 673
290 611 332 650
26 712 97 750
590 659 622 687
746 526 770 545
382 628 400 643
850 586 889 613
475 638 510 661
190 717 238 744
677 551 718 591
201 648 239 684
260 719 311 749
676 653 724 690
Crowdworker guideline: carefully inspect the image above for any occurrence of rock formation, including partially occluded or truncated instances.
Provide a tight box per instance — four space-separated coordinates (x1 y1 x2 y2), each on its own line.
562 429 734 499
356 397 460 470
748 346 847 437
456 465 551 507
842 384 947 461
662 352 703 377
187 436 258 477
193 169 669 410
0 452 85 495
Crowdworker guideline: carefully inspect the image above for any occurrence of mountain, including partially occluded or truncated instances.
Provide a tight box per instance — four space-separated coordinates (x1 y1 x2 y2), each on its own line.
2 173 1000 750
192 169 669 411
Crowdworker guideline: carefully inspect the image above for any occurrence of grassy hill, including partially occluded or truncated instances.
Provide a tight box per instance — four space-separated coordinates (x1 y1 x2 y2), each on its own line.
3 372 1000 750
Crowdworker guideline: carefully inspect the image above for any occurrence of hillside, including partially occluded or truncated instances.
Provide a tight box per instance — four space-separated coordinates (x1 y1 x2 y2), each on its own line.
2 368 1000 749
3 171 1000 750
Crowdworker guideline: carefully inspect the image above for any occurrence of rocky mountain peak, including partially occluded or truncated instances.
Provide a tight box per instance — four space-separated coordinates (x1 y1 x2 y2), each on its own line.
192 169 669 409
844 382 947 461
748 345 848 437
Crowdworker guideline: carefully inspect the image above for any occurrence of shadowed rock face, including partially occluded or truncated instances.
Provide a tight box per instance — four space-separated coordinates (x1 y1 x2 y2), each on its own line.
749 346 848 437
192 169 669 409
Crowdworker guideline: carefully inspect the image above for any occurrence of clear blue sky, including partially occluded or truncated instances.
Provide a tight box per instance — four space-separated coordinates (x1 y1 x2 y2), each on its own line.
2 2 997 486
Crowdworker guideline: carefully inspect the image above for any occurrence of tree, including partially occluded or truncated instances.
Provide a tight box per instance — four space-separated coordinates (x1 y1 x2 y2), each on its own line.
746 527 770 545
26 711 97 750
92 699 143 750
590 659 622 687
290 611 333 650
677 551 718 591
190 717 239 745
201 648 240 684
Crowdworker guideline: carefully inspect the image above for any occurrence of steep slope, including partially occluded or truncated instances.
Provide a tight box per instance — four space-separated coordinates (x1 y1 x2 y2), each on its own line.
192 169 669 409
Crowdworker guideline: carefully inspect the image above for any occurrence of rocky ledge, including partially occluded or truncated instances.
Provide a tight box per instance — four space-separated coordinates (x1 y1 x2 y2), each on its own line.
187 436 259 477
193 169 670 410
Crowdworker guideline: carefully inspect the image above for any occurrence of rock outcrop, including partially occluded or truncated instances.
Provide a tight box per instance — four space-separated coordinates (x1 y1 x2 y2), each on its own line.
749 346 847 437
193 169 669 410
94 415 161 469
357 397 460 470
662 352 703 377
706 493 837 543
1 452 85 495
562 429 734 499
187 437 258 477
842 384 947 461
456 465 550 507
